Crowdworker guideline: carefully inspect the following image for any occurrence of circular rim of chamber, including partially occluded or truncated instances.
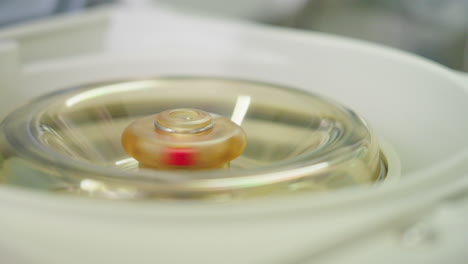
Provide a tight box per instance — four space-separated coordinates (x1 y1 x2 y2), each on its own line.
0 76 397 195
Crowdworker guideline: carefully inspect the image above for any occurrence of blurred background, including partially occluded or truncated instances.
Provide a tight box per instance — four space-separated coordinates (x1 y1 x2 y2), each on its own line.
0 0 467 72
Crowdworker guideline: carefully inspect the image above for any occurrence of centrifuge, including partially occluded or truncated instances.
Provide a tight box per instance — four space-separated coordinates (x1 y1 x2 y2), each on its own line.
0 1 467 264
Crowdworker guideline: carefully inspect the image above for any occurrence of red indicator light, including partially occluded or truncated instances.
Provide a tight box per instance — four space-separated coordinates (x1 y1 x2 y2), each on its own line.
163 148 197 166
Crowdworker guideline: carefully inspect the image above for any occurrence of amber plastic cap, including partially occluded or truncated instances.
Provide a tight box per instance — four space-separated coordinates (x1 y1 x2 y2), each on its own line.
122 108 247 170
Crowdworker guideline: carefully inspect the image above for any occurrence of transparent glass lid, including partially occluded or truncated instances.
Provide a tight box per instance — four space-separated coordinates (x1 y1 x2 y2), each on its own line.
0 77 385 199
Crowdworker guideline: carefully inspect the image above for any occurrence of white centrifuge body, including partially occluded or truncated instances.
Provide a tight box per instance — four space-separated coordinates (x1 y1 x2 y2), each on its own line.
0 2 467 264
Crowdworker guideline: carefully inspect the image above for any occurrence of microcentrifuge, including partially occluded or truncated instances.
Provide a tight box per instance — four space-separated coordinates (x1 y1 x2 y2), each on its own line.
0 2 467 264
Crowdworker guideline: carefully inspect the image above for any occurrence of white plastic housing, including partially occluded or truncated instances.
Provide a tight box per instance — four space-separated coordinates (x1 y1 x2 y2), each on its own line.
0 3 468 264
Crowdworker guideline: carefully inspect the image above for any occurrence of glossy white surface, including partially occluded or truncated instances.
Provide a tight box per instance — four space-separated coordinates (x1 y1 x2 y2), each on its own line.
0 3 468 264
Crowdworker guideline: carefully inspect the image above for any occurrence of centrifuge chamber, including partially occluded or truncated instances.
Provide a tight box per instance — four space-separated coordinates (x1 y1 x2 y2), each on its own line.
1 76 397 199
0 3 468 264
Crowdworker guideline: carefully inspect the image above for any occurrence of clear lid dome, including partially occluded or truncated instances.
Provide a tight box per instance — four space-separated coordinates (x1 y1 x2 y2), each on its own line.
0 77 386 199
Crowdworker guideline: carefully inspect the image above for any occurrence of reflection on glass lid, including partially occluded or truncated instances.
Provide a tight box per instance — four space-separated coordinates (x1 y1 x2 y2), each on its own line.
0 77 386 200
